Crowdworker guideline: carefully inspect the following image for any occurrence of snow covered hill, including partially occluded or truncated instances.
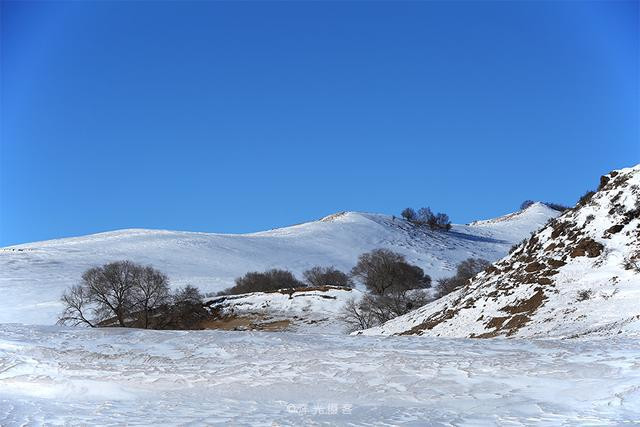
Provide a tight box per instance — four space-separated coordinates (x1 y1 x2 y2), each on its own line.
361 165 640 339
0 205 559 325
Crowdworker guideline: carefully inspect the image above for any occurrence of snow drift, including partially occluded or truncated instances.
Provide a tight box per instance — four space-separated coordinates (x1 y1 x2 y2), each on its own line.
1 325 638 425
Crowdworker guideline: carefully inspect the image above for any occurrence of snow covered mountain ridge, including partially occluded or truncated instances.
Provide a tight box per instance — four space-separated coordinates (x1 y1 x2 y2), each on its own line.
360 164 640 339
0 205 559 325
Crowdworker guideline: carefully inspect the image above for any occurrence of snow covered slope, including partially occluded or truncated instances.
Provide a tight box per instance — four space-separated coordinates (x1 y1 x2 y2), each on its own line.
0 205 558 325
1 325 638 425
361 165 640 338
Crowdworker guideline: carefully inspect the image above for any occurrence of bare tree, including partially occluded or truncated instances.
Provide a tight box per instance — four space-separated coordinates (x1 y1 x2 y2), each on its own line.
83 261 138 327
167 285 207 330
434 213 452 231
173 285 204 305
303 266 353 288
57 284 95 327
351 249 430 296
58 261 175 329
401 208 417 221
417 207 434 226
342 297 376 331
344 249 431 330
132 266 171 329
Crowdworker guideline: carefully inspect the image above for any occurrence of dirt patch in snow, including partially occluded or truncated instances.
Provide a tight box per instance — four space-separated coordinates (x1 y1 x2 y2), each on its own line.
398 308 460 336
501 289 546 315
201 314 291 332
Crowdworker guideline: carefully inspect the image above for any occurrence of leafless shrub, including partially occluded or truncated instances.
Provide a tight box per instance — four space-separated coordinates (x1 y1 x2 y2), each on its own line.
577 190 596 207
303 266 353 288
342 297 377 332
57 284 96 327
401 208 417 221
220 269 304 295
401 207 451 231
162 285 208 330
576 289 593 302
509 239 527 254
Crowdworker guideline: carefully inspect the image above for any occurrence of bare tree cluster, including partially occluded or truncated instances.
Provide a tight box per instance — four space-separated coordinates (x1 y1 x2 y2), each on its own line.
219 265 355 296
220 269 304 295
400 206 452 231
303 266 353 288
400 208 417 222
342 249 431 331
58 261 206 329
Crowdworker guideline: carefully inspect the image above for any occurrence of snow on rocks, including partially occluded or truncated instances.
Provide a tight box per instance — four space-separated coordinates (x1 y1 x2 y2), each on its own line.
360 165 640 339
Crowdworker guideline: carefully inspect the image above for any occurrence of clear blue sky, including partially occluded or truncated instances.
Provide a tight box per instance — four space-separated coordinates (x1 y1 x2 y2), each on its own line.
1 1 638 246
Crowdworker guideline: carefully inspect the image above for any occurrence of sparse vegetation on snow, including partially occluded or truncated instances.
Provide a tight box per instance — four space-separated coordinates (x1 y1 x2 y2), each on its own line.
58 261 208 330
342 249 431 331
400 206 452 231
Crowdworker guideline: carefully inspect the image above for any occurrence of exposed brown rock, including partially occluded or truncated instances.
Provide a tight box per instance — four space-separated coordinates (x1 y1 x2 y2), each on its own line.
551 221 570 239
606 224 624 235
504 314 532 336
524 262 544 273
570 238 604 258
547 258 566 268
501 289 546 315
472 331 500 338
398 308 460 335
486 316 508 329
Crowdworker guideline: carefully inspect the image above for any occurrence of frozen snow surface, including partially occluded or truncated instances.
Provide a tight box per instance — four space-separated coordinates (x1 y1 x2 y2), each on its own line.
1 325 639 426
362 165 640 339
0 204 558 325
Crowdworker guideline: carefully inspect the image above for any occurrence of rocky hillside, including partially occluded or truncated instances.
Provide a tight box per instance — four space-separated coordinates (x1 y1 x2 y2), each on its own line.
360 165 640 338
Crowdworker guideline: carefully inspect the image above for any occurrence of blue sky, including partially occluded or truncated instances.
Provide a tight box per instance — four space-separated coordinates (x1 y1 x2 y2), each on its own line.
1 1 638 246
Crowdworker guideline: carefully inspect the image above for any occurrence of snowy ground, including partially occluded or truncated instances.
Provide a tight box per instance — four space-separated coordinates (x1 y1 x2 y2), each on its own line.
0 205 558 325
1 325 638 426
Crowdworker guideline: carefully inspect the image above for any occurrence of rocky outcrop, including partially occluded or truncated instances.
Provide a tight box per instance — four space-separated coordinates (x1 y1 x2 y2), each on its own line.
360 165 640 338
